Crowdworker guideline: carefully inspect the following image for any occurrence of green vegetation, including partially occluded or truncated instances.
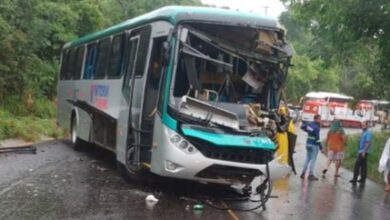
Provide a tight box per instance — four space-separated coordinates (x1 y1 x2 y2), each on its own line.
279 0 389 103
0 0 200 141
0 99 64 141
343 131 390 184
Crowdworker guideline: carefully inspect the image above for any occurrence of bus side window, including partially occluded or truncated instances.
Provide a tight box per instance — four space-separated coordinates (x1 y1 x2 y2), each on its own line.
66 48 77 80
84 43 97 79
134 27 151 77
60 50 69 80
74 46 85 80
122 26 151 100
95 38 111 79
146 37 166 115
107 34 125 78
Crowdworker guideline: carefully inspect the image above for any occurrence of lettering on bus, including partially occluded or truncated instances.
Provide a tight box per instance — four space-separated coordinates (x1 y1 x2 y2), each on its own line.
90 84 109 109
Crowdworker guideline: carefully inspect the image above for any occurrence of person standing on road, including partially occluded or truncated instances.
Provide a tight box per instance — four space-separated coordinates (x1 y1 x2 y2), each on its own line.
350 121 373 184
300 114 323 180
322 120 347 178
275 106 297 174
378 137 390 192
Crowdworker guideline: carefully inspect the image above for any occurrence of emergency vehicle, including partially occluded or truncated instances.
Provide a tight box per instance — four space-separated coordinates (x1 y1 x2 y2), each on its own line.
301 92 353 126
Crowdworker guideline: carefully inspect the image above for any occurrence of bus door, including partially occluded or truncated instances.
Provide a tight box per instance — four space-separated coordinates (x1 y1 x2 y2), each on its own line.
117 26 151 170
139 36 167 162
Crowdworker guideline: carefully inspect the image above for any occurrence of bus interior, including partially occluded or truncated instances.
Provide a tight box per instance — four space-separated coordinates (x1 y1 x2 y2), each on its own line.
170 23 292 137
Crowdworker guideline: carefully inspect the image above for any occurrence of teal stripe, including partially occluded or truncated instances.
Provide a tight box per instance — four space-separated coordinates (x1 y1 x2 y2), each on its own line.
182 128 275 150
161 38 177 130
65 6 278 48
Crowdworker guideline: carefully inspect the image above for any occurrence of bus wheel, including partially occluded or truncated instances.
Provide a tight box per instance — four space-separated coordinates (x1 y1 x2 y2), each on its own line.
126 146 144 177
70 116 83 150
118 145 147 182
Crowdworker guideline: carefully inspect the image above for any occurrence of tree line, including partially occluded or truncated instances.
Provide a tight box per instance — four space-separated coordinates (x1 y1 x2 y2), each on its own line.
0 0 387 112
0 0 199 110
280 0 389 103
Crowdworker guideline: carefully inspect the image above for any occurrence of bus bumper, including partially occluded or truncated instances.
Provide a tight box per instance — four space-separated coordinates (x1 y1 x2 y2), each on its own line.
150 125 290 185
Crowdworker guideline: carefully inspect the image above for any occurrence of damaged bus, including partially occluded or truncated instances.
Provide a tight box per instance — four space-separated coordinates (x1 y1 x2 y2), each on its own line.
57 6 293 197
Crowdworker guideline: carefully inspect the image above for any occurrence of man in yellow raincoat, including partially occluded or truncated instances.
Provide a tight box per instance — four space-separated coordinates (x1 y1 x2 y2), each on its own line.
275 106 297 173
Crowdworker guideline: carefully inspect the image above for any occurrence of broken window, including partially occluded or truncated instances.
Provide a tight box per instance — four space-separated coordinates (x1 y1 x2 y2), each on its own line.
169 23 291 132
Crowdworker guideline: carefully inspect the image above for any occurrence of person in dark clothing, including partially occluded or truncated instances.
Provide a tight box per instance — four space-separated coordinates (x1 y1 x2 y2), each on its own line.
300 114 323 180
350 121 373 184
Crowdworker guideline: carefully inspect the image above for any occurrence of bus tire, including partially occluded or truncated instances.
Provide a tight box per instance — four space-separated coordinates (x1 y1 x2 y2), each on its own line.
118 145 148 183
70 115 84 151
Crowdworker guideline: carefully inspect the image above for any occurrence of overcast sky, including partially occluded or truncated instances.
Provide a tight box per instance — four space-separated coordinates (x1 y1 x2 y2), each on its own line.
200 0 287 18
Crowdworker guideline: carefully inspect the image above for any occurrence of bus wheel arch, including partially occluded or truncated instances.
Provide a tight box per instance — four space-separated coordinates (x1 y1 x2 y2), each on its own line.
118 132 148 182
70 110 83 150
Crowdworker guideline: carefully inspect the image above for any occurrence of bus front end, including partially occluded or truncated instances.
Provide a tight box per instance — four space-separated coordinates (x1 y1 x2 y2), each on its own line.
151 18 293 186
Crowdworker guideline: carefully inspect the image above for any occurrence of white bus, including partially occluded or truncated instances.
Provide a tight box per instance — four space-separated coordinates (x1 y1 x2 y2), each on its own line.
57 6 293 195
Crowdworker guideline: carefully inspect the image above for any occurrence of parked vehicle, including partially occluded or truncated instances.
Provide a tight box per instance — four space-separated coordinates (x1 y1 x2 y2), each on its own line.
287 104 301 123
301 92 353 126
343 99 389 128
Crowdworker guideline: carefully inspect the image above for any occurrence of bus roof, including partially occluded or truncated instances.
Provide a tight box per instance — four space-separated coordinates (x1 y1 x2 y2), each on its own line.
64 6 282 48
305 91 353 100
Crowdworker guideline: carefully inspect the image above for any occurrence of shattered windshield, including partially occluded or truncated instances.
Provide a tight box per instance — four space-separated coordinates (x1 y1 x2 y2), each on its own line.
169 23 291 130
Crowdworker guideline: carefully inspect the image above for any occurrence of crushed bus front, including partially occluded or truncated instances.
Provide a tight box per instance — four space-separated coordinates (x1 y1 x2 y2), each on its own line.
151 20 293 186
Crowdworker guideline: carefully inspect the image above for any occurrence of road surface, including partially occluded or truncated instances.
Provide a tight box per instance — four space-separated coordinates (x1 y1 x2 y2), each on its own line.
0 127 389 220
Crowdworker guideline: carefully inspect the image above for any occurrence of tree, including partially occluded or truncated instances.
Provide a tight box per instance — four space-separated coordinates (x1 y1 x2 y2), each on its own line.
0 0 201 111
281 0 390 100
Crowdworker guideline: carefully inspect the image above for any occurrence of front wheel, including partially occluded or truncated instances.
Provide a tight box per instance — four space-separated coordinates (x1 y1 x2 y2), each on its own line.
117 145 149 182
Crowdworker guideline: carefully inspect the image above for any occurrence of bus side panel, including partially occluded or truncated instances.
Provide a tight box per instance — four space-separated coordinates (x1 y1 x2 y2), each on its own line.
115 78 143 163
116 96 129 164
76 79 123 145
57 81 75 131
75 107 92 142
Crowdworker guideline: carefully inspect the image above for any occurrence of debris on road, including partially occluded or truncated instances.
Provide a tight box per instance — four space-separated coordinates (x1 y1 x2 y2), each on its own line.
179 196 198 202
96 166 108 172
145 194 159 210
145 194 159 203
192 204 204 217
0 145 36 154
193 204 204 210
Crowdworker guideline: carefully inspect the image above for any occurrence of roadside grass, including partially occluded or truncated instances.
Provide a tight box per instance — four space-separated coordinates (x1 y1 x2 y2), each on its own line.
0 98 64 142
343 130 390 184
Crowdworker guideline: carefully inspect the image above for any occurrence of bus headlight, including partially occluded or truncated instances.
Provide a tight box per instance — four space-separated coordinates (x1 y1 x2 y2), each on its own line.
168 132 198 154
170 135 181 144
179 140 189 149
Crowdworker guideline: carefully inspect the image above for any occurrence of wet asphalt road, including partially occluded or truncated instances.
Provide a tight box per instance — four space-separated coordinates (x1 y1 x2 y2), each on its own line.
1 127 390 220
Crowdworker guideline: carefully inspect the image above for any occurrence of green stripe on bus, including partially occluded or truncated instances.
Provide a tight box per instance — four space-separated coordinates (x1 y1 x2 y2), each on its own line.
161 38 177 130
65 6 278 48
182 127 275 150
